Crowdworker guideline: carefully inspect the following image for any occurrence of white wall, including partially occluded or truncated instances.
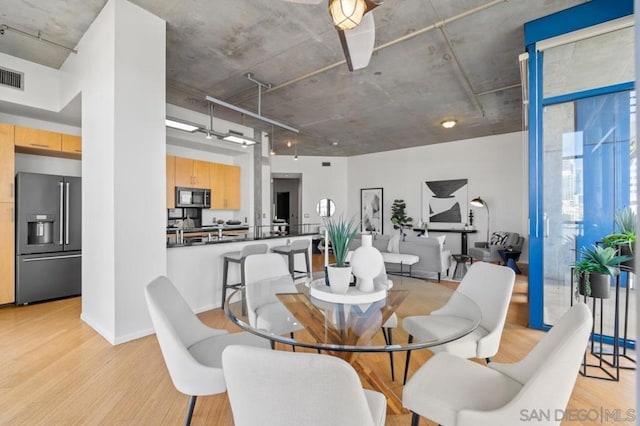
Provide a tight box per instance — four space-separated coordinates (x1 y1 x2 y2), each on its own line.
270 155 349 228
347 132 529 260
0 52 61 112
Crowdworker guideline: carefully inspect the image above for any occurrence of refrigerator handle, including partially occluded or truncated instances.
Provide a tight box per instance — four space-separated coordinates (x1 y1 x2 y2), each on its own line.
59 181 64 245
65 181 70 245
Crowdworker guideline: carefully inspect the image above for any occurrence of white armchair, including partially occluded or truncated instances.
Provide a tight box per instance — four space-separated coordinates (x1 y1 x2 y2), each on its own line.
403 303 592 426
244 253 304 340
222 345 387 426
402 262 515 384
145 276 270 425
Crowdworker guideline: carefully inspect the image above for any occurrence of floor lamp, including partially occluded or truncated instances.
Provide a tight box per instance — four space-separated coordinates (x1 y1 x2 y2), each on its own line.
470 197 490 244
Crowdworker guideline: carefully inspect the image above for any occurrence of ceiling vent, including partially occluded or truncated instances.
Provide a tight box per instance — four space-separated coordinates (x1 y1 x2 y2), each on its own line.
0 66 24 90
322 162 331 167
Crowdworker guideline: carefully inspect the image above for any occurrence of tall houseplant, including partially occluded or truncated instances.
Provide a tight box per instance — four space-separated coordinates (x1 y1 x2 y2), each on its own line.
323 215 359 294
573 245 630 299
390 199 413 238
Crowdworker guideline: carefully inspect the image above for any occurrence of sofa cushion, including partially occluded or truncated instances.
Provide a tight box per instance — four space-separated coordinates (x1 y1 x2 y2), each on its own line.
387 233 401 253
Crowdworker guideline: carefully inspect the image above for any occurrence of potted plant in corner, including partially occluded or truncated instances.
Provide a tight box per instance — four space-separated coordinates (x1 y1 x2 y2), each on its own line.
572 245 630 299
390 199 413 240
323 215 359 294
603 207 636 271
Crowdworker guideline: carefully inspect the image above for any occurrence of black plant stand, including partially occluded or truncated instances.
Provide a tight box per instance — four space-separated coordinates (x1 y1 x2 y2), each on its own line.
573 268 636 381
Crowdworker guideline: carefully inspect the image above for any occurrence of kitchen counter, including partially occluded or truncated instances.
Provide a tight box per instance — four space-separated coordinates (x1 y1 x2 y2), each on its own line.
166 225 317 248
166 234 313 313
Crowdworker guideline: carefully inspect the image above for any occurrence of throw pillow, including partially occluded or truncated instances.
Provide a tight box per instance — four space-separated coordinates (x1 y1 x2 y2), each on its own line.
387 233 401 253
490 231 509 246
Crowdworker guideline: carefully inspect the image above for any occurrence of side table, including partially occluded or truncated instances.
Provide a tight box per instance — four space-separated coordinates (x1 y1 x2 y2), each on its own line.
452 254 470 280
498 250 521 274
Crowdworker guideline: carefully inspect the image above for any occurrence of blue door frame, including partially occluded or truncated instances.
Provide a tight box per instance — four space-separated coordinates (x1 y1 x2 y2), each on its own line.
525 0 634 331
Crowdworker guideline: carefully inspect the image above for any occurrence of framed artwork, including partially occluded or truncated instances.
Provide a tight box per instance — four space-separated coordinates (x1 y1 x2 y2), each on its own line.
422 179 468 228
360 187 383 233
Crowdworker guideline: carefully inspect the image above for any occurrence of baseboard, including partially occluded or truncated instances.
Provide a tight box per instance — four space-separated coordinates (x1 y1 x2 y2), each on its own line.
81 313 155 345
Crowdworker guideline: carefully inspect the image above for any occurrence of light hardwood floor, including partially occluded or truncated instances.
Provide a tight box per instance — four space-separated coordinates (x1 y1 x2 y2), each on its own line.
0 257 635 425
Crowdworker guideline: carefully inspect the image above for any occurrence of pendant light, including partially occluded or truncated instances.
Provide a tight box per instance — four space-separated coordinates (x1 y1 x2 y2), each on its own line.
294 135 299 160
329 0 366 30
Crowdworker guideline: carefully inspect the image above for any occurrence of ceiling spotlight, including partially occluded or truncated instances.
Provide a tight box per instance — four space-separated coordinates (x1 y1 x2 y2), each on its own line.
286 140 292 148
205 130 213 140
270 148 275 156
330 0 366 30
294 154 298 160
441 119 457 129
242 141 248 148
332 141 339 146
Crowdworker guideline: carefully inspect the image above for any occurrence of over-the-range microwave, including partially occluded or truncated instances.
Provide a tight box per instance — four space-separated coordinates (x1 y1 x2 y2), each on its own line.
175 187 211 208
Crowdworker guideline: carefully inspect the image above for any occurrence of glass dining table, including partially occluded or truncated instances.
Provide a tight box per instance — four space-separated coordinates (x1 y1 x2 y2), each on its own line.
225 276 481 414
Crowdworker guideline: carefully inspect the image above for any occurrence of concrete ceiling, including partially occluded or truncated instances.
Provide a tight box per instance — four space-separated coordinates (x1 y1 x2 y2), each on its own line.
0 0 586 156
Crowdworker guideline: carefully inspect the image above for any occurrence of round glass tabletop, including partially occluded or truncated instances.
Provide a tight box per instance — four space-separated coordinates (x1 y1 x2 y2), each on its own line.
225 275 481 353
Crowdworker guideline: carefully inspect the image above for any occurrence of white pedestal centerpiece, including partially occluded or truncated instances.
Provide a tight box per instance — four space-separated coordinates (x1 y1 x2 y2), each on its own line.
350 234 384 292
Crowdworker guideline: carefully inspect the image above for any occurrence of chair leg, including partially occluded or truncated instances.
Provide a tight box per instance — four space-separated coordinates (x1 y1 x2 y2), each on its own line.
305 251 311 278
387 328 395 381
437 272 441 282
288 252 295 277
221 258 229 309
290 332 296 352
403 335 414 385
185 395 197 426
486 357 492 363
411 411 420 426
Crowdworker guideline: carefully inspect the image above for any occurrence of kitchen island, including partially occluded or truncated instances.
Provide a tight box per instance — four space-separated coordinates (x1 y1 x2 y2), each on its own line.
166 230 316 314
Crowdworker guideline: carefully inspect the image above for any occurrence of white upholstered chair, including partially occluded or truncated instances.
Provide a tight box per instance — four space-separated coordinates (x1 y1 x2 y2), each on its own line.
402 261 515 384
222 345 387 426
403 303 592 426
244 253 304 340
145 276 270 425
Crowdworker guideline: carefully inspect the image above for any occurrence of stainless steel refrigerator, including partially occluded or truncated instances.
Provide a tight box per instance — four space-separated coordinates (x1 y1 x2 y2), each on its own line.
15 172 81 304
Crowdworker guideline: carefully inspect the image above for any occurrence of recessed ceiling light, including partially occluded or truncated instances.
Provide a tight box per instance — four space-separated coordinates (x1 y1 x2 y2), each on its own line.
441 119 457 129
286 140 292 148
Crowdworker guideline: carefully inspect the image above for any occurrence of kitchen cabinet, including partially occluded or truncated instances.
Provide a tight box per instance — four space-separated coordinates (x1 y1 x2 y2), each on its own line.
13 125 81 159
0 124 14 203
166 156 175 208
210 163 240 210
0 202 14 304
15 125 62 151
61 134 82 154
175 157 210 188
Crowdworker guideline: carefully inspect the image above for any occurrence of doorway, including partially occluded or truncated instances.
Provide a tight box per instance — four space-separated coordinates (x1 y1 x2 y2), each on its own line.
272 174 302 235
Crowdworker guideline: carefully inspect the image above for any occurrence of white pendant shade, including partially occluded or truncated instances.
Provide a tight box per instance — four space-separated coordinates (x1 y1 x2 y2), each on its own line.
330 0 366 30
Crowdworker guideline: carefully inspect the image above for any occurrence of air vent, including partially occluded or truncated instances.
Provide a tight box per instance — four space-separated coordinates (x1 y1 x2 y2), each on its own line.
0 67 23 90
322 162 331 167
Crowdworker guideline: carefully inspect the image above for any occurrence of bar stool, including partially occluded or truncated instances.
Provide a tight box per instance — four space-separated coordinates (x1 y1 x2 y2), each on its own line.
221 243 269 309
271 239 311 280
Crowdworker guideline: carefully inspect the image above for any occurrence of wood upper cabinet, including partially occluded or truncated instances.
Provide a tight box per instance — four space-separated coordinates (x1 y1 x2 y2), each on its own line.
0 202 14 304
15 125 62 150
166 156 176 208
61 134 82 154
0 124 14 203
174 157 210 188
210 163 240 210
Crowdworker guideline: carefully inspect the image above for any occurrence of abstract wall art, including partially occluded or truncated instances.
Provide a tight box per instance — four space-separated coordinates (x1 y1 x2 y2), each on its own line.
422 179 468 227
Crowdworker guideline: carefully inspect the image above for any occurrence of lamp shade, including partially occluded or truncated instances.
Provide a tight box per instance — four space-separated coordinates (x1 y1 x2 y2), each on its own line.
330 0 366 30
470 197 487 208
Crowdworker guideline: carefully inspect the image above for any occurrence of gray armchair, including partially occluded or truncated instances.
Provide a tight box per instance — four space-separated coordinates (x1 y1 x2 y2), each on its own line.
469 232 524 264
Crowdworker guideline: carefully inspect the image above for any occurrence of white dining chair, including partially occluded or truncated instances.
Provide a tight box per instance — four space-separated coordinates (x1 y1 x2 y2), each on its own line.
244 253 304 340
145 276 270 425
403 303 592 426
222 345 387 426
402 261 515 384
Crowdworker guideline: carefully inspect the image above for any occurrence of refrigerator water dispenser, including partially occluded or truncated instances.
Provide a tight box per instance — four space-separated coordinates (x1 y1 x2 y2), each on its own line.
27 215 54 245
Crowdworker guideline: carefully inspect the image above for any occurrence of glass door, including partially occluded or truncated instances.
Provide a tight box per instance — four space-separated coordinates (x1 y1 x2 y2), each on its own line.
541 91 636 337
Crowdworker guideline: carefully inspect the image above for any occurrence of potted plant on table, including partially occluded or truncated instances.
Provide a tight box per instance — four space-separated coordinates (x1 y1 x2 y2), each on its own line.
572 244 630 299
602 207 636 271
323 215 359 294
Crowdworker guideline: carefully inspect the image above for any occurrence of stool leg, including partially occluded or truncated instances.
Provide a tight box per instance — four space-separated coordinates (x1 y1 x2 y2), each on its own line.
221 257 229 309
304 250 311 278
240 258 247 316
288 252 294 277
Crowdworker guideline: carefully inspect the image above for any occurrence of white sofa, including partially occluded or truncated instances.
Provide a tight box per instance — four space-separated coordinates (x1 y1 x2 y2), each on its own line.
351 234 452 281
